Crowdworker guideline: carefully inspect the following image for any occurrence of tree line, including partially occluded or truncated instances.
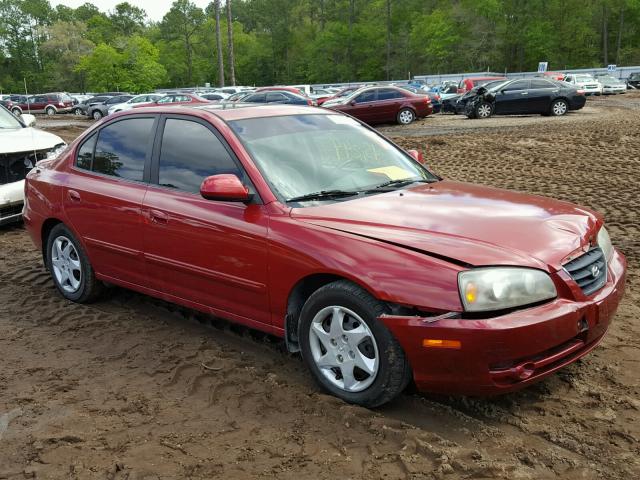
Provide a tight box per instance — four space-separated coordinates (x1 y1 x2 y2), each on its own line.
1 0 639 94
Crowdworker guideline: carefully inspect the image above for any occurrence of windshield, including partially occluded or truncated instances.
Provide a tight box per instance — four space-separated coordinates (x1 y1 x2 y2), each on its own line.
229 114 437 204
0 106 23 129
575 75 594 82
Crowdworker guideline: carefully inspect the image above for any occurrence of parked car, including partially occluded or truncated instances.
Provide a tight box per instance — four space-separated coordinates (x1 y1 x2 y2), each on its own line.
444 79 510 114
457 76 506 94
87 95 133 120
107 94 164 115
563 74 602 96
594 75 626 94
23 104 626 406
255 86 306 96
540 71 566 81
400 86 442 114
324 86 432 125
309 88 336 106
465 79 586 119
222 91 252 104
200 93 228 102
626 72 640 89
16 93 75 115
0 97 26 115
319 86 361 105
74 95 115 116
0 105 66 225
243 90 314 106
133 93 212 108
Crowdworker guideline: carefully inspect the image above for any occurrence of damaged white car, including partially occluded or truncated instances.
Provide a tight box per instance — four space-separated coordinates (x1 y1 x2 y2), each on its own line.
0 105 66 225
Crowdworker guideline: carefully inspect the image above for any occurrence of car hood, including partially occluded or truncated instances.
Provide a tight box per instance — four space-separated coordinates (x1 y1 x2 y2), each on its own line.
0 127 64 154
291 181 600 270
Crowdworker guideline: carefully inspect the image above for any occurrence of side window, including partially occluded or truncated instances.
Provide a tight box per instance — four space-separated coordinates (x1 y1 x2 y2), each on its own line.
378 88 402 100
93 118 154 181
158 118 241 194
247 94 266 103
531 79 554 89
266 92 287 102
76 133 97 170
355 91 376 103
157 96 174 104
176 95 191 102
503 80 529 91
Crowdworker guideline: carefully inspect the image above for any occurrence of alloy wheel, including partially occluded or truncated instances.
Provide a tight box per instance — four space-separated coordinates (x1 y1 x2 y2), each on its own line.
553 101 568 116
398 110 414 124
478 104 492 118
308 306 379 392
51 236 82 293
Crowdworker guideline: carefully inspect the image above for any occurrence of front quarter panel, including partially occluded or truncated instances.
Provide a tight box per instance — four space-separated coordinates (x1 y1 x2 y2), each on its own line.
267 212 464 329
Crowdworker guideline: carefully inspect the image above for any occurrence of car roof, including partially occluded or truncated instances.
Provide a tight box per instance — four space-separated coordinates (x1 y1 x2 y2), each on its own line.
128 103 330 122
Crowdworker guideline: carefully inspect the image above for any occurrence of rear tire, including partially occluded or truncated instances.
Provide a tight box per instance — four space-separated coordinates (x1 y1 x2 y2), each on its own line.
92 110 103 120
45 106 56 116
12 108 21 115
397 108 416 125
45 224 103 303
550 99 568 116
299 280 411 407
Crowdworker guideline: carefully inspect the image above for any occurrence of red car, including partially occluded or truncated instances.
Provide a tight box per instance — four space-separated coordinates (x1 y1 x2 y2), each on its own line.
324 86 432 125
541 71 566 81
23 105 626 407
255 86 306 95
457 76 507 94
319 86 360 105
133 93 211 108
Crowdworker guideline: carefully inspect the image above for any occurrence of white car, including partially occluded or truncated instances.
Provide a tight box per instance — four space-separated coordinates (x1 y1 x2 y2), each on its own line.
563 74 603 96
0 106 66 225
595 75 627 94
107 94 163 115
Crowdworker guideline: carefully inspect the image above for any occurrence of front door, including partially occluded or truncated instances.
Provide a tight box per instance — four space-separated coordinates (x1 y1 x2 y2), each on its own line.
349 90 378 123
494 80 530 114
142 115 271 325
63 115 157 286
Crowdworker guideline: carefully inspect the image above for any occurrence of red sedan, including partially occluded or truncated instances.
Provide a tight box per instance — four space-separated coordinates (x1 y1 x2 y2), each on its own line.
323 86 432 125
23 105 626 407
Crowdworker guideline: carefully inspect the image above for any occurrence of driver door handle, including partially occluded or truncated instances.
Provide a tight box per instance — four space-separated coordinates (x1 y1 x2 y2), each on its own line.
67 190 81 202
521 92 529 95
149 209 168 225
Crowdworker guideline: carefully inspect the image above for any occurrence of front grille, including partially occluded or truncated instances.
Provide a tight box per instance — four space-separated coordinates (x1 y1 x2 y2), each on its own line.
564 247 607 296
0 203 23 219
0 150 47 186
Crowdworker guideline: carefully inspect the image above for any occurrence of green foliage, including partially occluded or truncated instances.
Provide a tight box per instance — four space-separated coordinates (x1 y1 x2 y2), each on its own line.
1 0 640 93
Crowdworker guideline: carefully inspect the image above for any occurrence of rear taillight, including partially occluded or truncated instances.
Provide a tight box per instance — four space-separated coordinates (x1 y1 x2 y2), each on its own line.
435 95 441 101
577 89 585 95
58 102 65 107
424 96 431 104
307 99 313 106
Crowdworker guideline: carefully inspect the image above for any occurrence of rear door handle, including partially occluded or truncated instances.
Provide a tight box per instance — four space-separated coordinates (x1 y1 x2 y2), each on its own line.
149 209 168 224
521 92 529 95
67 190 81 202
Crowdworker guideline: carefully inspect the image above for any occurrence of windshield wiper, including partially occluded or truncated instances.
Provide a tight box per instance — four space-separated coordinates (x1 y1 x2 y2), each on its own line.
365 178 436 191
286 189 360 203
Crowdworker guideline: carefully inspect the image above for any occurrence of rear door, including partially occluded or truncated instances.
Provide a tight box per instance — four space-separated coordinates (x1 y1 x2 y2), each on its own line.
142 115 270 324
528 79 558 112
376 88 405 122
266 92 289 104
63 115 157 286
28 95 47 113
494 80 530 114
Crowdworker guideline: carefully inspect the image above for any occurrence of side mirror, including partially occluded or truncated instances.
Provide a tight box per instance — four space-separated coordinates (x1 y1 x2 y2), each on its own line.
200 174 250 202
21 114 36 127
407 149 425 165
349 100 356 106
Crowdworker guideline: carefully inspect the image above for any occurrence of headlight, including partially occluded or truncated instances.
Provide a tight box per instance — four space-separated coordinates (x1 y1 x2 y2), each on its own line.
46 143 67 160
597 226 613 261
458 267 557 312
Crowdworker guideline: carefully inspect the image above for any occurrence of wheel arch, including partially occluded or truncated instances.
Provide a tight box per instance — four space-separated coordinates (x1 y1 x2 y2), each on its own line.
41 217 64 264
45 104 58 113
284 273 383 352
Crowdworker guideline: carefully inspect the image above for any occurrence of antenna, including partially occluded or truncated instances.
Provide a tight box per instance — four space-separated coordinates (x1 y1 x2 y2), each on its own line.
23 78 32 115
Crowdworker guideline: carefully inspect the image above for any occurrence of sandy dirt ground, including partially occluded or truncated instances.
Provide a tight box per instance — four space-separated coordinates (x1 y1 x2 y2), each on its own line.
1 95 638 479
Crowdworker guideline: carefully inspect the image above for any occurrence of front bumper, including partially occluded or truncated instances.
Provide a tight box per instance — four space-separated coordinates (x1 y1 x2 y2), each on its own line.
0 180 25 225
380 249 626 395
602 86 626 94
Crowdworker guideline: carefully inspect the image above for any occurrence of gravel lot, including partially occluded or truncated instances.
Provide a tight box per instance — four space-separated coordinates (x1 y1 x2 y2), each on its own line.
1 94 638 479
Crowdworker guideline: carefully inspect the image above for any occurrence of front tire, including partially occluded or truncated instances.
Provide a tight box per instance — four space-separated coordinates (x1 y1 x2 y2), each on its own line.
74 107 82 115
45 224 103 303
397 108 416 125
473 101 493 119
550 99 568 116
299 280 411 407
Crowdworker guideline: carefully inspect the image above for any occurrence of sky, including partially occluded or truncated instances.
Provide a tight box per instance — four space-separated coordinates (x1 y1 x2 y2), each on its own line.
53 1 213 22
